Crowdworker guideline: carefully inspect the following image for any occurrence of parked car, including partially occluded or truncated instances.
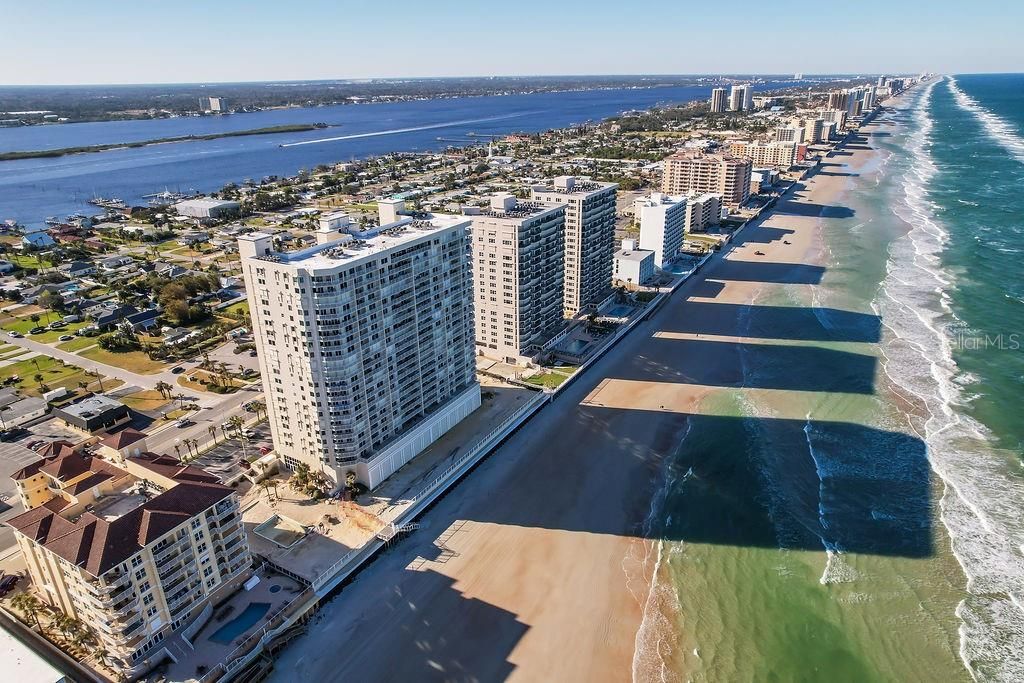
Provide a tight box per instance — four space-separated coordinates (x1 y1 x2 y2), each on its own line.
58 334 74 342
26 440 44 451
175 418 193 428
240 428 257 439
7 331 22 338
0 428 29 442
170 366 184 374
249 349 257 357
0 574 19 597
28 327 45 334
47 321 65 330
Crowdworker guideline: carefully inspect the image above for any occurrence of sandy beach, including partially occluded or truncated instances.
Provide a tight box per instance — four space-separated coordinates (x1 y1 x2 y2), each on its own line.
266 127 883 682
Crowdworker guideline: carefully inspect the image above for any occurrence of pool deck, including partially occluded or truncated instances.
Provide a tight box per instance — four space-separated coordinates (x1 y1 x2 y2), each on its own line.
240 376 537 587
160 569 304 682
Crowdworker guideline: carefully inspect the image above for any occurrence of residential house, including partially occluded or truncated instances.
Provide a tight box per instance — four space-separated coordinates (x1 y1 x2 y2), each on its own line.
122 309 160 332
57 260 96 278
21 231 55 250
100 255 135 271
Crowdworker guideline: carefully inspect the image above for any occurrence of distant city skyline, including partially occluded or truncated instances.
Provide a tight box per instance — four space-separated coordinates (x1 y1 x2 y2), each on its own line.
3 0 1021 85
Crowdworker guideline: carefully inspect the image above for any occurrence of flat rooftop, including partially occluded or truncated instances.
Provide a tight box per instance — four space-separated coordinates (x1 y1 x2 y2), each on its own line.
249 213 469 269
615 248 654 262
57 394 124 419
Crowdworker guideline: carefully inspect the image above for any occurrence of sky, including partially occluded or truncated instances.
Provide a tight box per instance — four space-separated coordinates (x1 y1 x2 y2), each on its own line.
0 0 1021 85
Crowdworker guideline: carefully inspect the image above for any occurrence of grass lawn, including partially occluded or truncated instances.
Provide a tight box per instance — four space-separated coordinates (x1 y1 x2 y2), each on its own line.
177 370 243 393
223 301 249 316
120 389 171 412
0 354 115 396
524 371 568 389
0 346 29 360
56 335 100 352
79 347 168 374
4 320 91 344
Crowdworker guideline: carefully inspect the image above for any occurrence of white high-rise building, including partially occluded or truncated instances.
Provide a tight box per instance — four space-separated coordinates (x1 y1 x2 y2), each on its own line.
238 208 480 489
634 193 687 268
531 176 618 317
469 195 566 364
729 85 744 111
862 87 876 111
742 84 754 111
710 87 728 113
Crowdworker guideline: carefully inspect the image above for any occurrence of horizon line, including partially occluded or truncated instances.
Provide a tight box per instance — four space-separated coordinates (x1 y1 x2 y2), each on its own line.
0 71 951 89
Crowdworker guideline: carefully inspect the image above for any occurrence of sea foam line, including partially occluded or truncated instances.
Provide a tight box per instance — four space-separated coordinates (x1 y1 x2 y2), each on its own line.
278 112 535 147
947 77 1024 165
877 77 1024 682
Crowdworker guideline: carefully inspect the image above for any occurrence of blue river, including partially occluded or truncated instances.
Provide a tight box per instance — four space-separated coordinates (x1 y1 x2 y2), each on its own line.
0 83 789 227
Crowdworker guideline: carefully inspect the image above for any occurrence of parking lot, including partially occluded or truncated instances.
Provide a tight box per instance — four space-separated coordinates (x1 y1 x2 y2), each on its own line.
189 420 272 489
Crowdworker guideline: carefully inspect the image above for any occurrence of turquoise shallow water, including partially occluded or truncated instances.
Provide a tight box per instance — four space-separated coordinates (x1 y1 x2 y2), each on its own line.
644 77 1024 682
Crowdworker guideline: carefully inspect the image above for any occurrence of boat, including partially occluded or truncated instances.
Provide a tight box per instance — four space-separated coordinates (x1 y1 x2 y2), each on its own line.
88 196 128 210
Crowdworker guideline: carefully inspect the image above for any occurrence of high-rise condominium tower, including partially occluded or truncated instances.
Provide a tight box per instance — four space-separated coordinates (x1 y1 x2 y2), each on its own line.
531 176 618 317
469 194 566 364
239 208 479 489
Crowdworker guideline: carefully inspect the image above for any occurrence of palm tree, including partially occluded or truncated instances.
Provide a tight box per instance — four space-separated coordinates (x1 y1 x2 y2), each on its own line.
188 438 201 460
174 392 187 410
11 592 44 631
33 373 44 388
154 380 172 400
85 369 104 392
208 425 218 445
227 415 244 437
173 443 182 459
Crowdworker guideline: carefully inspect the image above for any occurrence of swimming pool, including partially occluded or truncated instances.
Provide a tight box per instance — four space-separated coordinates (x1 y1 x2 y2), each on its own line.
605 304 634 318
208 602 271 645
560 339 589 355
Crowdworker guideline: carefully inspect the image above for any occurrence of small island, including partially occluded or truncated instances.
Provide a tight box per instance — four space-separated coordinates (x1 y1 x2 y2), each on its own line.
0 123 329 161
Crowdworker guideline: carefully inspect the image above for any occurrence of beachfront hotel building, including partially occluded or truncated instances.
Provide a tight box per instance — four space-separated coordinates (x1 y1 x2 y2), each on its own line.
468 195 566 364
820 108 849 130
803 117 824 144
662 151 752 207
238 207 480 489
531 176 618 317
685 192 723 233
5 435 251 677
775 125 805 144
728 140 798 169
710 87 727 113
634 193 686 268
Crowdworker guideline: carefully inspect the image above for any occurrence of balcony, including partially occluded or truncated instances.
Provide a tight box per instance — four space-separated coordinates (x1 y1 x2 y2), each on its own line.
93 570 132 595
153 538 186 566
167 588 198 615
106 595 140 617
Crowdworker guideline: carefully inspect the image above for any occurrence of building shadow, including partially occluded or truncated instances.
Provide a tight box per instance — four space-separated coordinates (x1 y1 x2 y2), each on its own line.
660 301 881 342
709 260 825 285
731 226 795 244
641 337 877 394
312 570 526 683
773 202 855 219
650 412 931 558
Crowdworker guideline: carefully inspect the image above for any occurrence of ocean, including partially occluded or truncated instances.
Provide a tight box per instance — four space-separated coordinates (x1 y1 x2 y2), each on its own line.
643 75 1024 682
0 82 784 227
